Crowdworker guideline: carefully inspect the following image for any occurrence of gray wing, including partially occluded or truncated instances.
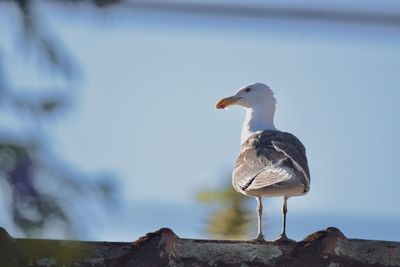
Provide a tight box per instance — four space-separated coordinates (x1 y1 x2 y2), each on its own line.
233 130 310 192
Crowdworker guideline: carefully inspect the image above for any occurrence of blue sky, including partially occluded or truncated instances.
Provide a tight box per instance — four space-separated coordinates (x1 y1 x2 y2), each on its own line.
1 1 400 241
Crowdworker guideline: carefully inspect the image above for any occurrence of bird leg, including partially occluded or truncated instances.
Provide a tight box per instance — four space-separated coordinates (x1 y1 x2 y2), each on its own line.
275 196 296 243
255 196 264 241
280 196 289 240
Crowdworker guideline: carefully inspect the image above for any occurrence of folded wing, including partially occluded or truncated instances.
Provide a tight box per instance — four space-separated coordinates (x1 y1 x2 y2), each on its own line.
233 130 310 193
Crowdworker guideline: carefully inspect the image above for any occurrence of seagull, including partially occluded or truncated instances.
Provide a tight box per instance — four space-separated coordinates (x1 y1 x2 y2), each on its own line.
216 83 310 241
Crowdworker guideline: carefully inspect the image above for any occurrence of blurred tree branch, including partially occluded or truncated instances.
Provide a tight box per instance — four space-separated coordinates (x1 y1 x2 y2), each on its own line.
0 0 119 238
42 0 400 28
15 0 79 80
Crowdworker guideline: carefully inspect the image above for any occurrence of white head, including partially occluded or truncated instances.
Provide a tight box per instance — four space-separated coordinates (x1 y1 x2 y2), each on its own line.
216 83 277 143
216 83 276 110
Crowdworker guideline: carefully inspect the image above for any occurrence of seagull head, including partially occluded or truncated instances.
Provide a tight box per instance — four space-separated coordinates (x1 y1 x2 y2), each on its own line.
216 83 276 110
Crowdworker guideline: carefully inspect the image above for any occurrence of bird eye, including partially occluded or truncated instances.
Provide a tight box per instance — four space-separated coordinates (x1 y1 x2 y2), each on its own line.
244 88 252 92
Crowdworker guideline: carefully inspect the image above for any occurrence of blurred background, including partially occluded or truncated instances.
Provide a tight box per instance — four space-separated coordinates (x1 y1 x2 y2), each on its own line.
0 0 399 242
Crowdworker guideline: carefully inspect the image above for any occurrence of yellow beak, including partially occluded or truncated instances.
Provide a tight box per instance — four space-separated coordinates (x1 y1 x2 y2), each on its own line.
215 96 242 109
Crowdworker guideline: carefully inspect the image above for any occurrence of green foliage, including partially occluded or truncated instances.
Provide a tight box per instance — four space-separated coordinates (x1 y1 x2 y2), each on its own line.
197 183 252 240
